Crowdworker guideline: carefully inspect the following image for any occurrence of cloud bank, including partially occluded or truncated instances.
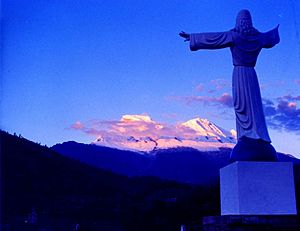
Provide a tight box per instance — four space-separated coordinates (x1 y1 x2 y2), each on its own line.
70 115 202 140
263 95 300 133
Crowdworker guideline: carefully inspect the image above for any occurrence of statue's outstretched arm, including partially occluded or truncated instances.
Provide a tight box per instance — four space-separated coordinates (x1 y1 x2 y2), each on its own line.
189 31 233 51
262 25 280 49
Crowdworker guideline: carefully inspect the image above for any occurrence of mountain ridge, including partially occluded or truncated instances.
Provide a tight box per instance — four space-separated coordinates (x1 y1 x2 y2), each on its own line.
52 140 300 185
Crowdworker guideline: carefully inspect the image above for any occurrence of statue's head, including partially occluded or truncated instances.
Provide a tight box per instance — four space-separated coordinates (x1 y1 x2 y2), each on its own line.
234 9 258 35
236 10 253 28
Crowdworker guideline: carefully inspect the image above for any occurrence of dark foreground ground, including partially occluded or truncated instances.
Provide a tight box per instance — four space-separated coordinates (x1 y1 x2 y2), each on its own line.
1 130 300 231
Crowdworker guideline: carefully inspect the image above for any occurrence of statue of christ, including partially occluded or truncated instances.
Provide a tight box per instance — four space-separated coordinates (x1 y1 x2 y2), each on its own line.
180 10 279 162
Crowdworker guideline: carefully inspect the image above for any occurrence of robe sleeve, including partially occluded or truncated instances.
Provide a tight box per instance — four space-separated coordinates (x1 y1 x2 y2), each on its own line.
262 25 280 48
190 31 233 51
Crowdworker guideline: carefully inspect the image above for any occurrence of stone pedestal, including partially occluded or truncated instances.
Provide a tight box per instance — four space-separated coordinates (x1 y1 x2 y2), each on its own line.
220 162 297 215
202 215 300 231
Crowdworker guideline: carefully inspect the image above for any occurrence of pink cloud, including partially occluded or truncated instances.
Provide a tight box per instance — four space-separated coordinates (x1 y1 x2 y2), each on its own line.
195 84 205 92
218 93 233 107
277 100 299 116
71 115 160 138
70 121 84 130
210 79 230 90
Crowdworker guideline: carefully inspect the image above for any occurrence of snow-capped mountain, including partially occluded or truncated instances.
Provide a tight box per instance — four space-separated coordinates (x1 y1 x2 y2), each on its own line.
92 115 236 152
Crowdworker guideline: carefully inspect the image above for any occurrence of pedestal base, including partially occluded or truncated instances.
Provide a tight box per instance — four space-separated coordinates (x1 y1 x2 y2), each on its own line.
220 162 297 215
202 215 300 231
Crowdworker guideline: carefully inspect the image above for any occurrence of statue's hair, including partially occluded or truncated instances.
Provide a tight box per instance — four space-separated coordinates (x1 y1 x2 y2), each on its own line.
232 10 260 35
232 20 259 35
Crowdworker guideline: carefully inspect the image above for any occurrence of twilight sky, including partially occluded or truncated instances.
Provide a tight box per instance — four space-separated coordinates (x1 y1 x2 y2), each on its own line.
2 0 300 157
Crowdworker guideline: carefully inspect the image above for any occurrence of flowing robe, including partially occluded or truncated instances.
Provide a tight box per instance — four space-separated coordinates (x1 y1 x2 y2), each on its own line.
189 27 279 142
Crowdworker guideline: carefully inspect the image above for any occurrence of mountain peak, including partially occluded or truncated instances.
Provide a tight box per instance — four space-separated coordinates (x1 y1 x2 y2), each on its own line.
181 117 227 138
93 115 236 153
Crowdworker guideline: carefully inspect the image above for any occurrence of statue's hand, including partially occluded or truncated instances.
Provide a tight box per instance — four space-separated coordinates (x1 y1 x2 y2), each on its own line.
179 31 190 42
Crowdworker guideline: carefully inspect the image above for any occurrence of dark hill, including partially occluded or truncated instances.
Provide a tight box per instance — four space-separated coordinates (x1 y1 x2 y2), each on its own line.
52 141 151 176
1 131 220 231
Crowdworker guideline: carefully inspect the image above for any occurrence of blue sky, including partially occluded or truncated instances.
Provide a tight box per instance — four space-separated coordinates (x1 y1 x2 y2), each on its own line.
2 0 300 157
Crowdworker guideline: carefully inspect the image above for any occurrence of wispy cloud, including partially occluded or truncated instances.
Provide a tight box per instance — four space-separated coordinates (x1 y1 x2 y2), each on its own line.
210 79 230 90
277 94 300 101
260 80 285 91
295 79 300 85
193 78 230 94
263 95 300 133
169 93 233 108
